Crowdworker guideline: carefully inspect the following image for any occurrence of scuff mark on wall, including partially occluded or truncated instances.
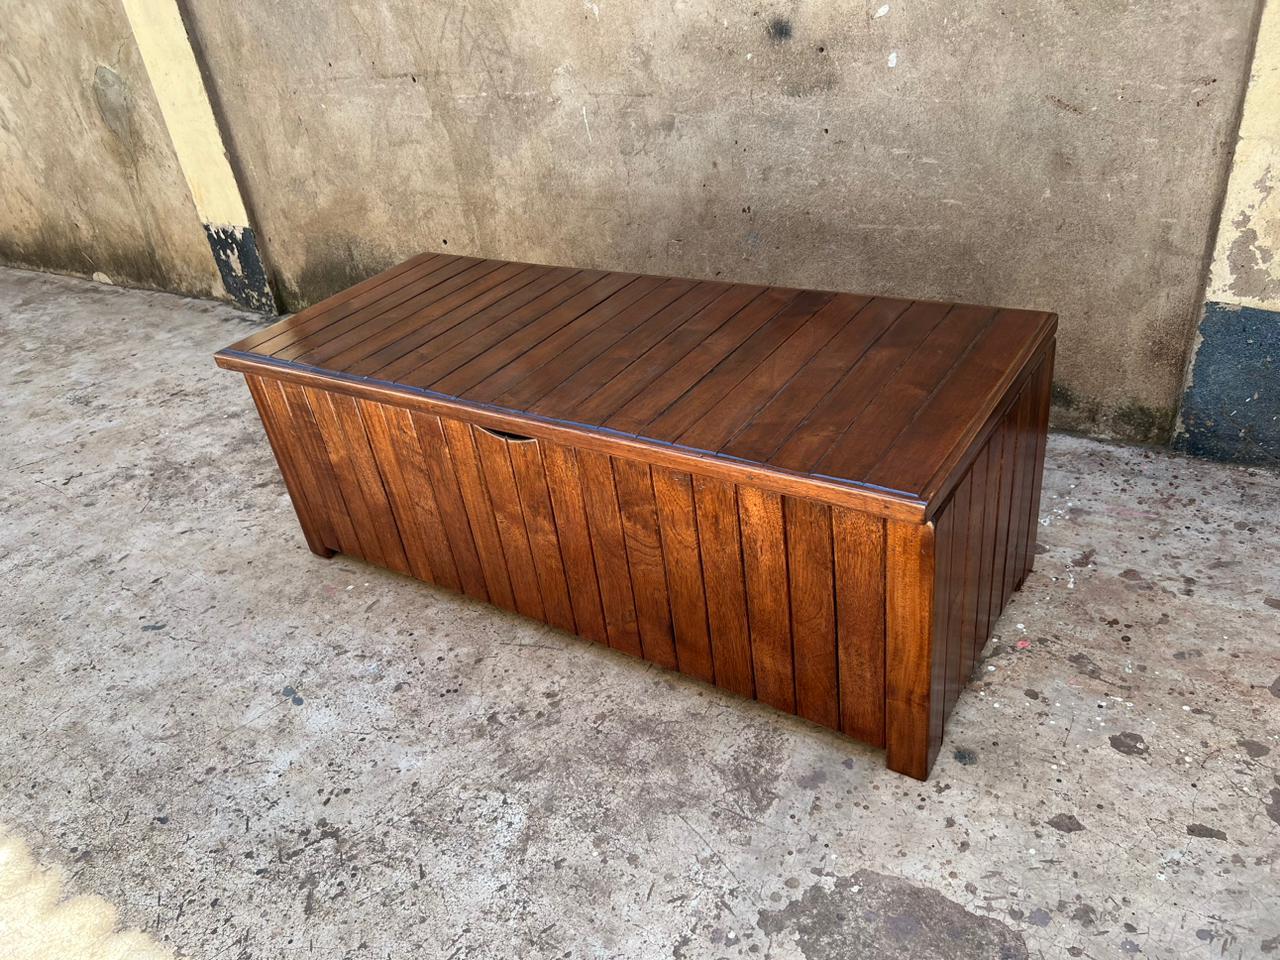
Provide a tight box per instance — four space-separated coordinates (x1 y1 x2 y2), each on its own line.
91 66 135 146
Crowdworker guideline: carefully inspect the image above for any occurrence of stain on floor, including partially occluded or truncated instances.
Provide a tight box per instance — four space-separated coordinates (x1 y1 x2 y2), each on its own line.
757 870 1027 959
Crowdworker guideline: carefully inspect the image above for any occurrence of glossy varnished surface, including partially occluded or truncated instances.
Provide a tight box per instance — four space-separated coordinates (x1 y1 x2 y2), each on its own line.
218 253 1057 780
244 376 891 748
218 253 1055 511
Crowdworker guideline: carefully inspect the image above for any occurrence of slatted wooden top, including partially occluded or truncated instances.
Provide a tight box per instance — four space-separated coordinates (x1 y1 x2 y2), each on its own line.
216 253 1055 517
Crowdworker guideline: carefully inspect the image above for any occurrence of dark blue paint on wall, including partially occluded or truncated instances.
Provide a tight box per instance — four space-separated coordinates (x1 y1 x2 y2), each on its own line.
1175 301 1279 466
204 223 276 315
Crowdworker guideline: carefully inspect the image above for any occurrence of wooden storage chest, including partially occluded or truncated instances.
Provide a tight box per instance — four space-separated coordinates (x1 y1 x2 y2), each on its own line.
216 253 1056 779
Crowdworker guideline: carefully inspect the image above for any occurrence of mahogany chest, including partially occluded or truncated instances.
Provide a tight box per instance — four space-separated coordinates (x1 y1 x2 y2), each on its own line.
216 253 1055 779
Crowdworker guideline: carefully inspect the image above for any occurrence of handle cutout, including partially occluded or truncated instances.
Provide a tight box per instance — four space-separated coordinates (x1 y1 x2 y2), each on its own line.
476 425 536 443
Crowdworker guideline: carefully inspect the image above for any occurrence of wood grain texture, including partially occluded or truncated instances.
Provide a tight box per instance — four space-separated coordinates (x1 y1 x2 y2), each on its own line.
472 426 547 621
507 439 578 634
833 508 885 745
577 449 643 657
693 475 754 698
785 496 839 730
409 412 490 601
613 456 678 669
738 486 794 713
941 475 972 720
652 466 714 682
358 399 444 587
244 374 333 557
276 381 363 557
1020 348 1055 584
439 416 517 610
974 428 1005 664
885 519 937 780
541 442 609 644
306 386 411 574
957 455 988 689
928 499 956 757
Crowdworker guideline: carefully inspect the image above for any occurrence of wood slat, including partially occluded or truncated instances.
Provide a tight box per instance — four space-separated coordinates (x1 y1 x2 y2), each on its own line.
541 442 609 644
677 292 870 452
833 508 884 745
381 403 466 592
269 256 479 360
507 439 578 634
957 444 989 687
276 381 363 556
462 275 669 404
1002 383 1035 607
613 457 678 668
359 399 450 588
989 400 1020 620
368 267 583 381
392 269 609 388
603 287 796 434
929 502 957 752
231 253 437 353
769 300 952 474
408 412 490 602
652 466 714 683
646 290 835 439
245 375 333 556
1019 350 1054 584
292 259 512 366
472 426 547 621
942 475 972 719
738 486 794 713
693 475 754 698
885 519 937 780
973 429 1005 661
722 297 911 463
531 283 754 424
863 309 1051 496
576 449 643 657
422 272 640 395
813 305 998 484
305 386 410 573
438 416 518 610
784 496 839 729
485 277 695 410
329 262 541 373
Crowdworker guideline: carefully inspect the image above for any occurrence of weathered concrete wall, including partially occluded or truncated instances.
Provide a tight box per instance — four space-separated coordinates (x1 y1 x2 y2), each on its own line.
1176 1 1279 464
0 1 1266 445
182 0 1261 443
0 0 221 297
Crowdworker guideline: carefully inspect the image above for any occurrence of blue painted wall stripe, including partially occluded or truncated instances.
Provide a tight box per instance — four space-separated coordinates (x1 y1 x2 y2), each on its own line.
1175 301 1279 465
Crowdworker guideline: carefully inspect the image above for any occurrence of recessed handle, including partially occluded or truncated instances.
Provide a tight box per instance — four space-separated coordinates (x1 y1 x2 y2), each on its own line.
476 425 536 443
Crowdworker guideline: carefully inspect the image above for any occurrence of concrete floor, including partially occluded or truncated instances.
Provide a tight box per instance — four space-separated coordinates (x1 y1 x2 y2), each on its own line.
2 264 1278 960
